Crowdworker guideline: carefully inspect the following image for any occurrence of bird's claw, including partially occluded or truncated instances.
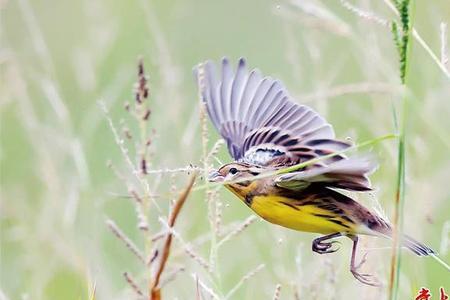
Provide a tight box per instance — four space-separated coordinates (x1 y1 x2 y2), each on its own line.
312 240 341 254
350 252 380 287
350 269 380 287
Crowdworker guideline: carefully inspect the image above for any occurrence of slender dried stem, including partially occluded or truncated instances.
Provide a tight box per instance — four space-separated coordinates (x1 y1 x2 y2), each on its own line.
106 219 146 264
149 173 197 300
225 264 265 299
339 0 389 26
193 274 220 300
217 216 257 248
124 272 144 297
159 217 212 273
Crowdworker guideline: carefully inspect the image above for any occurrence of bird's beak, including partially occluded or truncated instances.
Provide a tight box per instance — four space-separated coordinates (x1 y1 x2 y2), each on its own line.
208 170 224 182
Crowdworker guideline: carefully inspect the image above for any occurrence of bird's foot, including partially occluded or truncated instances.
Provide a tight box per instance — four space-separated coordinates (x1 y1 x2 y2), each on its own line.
350 252 380 287
312 239 341 254
350 268 380 287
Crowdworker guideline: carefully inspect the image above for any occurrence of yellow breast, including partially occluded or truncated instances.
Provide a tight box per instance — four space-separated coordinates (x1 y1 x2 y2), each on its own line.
249 195 354 234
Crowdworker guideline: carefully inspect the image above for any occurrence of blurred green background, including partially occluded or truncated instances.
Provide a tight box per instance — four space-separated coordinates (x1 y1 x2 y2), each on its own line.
1 0 449 299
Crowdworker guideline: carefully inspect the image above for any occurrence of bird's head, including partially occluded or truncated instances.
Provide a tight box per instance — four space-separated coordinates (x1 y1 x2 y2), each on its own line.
208 162 263 183
208 162 266 199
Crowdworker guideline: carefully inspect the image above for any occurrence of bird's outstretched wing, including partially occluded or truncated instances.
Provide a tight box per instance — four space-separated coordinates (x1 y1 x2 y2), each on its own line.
195 57 375 191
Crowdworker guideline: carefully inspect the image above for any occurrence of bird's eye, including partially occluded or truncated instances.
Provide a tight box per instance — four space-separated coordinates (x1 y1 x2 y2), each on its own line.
229 167 238 175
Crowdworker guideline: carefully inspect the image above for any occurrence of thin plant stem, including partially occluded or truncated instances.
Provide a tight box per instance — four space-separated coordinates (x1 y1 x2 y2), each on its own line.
149 173 197 300
197 62 224 297
388 1 415 299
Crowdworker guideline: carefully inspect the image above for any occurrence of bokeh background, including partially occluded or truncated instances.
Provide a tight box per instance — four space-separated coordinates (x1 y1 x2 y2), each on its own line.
1 0 449 299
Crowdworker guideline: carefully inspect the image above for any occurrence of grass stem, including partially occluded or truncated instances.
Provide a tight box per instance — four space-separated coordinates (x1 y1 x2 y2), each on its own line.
149 173 197 299
388 1 415 299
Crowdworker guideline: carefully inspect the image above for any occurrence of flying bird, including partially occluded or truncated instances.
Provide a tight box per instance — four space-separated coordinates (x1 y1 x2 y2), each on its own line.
195 57 434 286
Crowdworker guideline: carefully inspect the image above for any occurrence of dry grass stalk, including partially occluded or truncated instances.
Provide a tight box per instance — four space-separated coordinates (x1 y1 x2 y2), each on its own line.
100 101 139 177
105 59 158 248
104 61 162 298
129 188 144 204
101 100 159 212
168 218 258 263
218 216 257 247
196 62 224 283
149 173 197 300
143 165 203 175
128 188 149 231
135 58 151 175
339 0 389 26
124 271 144 297
159 266 185 287
205 139 225 163
147 247 159 266
106 219 146 264
159 217 212 272
150 231 166 243
197 62 209 178
225 264 265 299
214 191 223 237
193 274 220 300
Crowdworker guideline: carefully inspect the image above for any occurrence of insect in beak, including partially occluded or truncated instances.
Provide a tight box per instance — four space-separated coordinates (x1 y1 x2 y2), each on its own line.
208 170 224 182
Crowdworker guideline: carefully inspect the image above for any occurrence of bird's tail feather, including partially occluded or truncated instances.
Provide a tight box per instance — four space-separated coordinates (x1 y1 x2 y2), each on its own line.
402 235 435 256
368 219 435 257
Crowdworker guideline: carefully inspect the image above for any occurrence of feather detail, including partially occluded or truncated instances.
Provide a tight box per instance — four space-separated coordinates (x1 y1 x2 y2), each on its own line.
195 57 338 163
275 156 377 191
194 57 377 191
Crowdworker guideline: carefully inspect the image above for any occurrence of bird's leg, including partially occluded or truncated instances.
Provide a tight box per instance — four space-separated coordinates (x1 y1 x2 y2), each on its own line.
348 235 380 287
312 232 343 254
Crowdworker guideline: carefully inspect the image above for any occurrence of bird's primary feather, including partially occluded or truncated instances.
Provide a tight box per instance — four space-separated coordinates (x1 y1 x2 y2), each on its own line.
195 57 375 191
